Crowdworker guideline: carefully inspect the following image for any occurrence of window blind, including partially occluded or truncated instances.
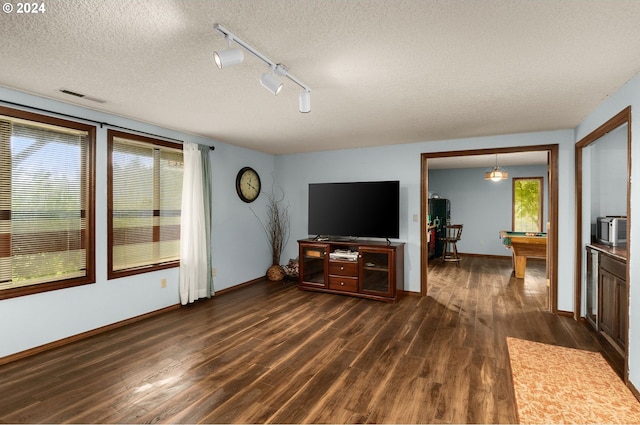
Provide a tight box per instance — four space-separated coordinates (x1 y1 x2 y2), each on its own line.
0 116 91 292
110 135 183 275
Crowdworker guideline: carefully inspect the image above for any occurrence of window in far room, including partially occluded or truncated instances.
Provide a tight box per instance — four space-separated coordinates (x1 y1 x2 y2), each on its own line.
107 130 183 279
512 177 544 232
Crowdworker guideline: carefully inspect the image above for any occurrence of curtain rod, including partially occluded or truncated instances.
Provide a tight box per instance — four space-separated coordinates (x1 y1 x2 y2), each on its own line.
0 99 216 150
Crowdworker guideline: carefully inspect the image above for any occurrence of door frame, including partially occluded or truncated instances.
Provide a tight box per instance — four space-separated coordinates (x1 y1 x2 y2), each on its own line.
420 144 559 313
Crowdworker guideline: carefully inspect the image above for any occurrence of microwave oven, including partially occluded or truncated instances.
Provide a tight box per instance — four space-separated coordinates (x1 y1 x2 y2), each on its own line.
596 216 627 246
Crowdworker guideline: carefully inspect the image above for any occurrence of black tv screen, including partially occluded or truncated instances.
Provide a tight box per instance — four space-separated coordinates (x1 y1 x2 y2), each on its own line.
308 181 400 239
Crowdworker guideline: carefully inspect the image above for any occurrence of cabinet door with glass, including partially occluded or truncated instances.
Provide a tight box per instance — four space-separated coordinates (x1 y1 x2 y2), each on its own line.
299 242 328 288
359 247 393 298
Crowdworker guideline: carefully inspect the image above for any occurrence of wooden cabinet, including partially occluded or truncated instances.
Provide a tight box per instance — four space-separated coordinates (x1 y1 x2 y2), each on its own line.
298 239 404 302
598 254 628 356
586 244 628 362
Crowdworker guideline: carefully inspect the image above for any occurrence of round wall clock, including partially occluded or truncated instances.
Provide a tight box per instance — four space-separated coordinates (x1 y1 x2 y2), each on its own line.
235 166 261 203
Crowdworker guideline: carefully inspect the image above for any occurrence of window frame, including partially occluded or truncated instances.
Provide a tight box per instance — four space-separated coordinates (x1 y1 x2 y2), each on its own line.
107 129 183 279
512 176 544 232
0 106 96 300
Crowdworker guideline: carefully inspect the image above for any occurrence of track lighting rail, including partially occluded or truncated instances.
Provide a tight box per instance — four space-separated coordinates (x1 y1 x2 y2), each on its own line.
213 23 312 113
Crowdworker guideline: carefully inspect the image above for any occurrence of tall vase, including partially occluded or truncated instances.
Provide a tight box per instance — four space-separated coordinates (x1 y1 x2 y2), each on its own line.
266 264 285 281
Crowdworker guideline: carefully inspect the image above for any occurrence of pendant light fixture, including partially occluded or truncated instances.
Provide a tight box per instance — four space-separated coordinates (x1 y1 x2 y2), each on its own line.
485 154 509 182
213 24 312 112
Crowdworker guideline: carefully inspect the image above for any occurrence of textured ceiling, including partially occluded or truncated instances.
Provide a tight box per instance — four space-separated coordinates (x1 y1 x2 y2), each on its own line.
1 0 639 154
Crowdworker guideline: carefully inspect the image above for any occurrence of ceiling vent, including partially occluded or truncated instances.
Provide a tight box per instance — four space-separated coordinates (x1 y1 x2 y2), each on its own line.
59 89 106 104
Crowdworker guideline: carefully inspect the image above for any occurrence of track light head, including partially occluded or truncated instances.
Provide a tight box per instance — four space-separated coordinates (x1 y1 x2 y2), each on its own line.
260 71 283 95
213 47 244 69
299 89 311 113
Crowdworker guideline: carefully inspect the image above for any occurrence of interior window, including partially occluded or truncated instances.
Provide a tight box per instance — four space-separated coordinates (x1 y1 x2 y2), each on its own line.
107 130 183 279
0 108 95 299
512 177 544 232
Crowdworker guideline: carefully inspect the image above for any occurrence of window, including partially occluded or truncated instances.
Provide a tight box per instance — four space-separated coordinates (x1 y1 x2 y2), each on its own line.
0 107 95 300
108 130 183 278
512 177 544 232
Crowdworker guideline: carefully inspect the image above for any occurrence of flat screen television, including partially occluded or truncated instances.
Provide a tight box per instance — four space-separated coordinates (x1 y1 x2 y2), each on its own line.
308 180 400 239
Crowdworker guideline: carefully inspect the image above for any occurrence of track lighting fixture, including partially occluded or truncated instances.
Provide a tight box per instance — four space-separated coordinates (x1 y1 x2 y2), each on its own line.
260 67 283 95
213 35 244 69
213 23 312 112
299 89 311 113
214 47 243 69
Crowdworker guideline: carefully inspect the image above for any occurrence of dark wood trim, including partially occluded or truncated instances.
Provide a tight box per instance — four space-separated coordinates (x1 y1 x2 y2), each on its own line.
106 129 183 280
420 154 429 296
420 144 559 313
107 128 183 151
575 144 583 321
215 276 264 296
548 145 559 313
0 304 180 366
574 105 631 383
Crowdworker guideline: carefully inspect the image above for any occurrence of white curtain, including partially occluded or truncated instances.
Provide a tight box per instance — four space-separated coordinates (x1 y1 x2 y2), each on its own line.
179 142 208 305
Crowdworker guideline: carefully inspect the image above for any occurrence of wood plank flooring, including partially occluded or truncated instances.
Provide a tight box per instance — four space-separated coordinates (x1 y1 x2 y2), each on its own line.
0 256 611 424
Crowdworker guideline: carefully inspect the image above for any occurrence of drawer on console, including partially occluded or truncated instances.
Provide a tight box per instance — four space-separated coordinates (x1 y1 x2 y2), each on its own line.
329 276 358 292
329 261 358 276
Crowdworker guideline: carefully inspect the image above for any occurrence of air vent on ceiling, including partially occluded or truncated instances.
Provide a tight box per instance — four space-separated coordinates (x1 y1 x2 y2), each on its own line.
59 89 107 104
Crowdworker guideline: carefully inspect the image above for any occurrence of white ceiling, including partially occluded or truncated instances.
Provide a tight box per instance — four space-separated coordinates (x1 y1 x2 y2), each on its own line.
1 0 639 155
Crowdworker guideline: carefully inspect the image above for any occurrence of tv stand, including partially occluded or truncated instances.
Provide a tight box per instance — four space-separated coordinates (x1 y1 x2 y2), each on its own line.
298 238 404 302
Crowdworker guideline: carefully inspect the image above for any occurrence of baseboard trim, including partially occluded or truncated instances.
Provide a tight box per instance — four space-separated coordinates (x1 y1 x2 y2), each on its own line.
215 276 264 296
0 303 180 366
0 276 267 366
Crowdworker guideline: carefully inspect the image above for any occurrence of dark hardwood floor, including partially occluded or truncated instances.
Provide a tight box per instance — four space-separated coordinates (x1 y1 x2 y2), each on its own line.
0 256 611 424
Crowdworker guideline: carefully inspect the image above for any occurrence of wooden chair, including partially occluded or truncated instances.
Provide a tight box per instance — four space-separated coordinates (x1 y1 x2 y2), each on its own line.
441 224 463 264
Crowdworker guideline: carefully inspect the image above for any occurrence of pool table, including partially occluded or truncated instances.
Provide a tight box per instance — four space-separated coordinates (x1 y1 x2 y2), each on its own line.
499 230 547 278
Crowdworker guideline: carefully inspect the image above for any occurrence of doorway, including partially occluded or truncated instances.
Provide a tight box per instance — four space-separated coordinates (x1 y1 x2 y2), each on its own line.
420 145 559 313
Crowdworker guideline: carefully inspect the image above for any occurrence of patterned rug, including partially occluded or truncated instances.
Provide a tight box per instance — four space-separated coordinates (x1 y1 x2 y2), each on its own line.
507 337 640 424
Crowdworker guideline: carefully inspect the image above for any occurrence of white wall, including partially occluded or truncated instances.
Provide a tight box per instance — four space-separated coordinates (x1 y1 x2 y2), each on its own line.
589 123 628 220
429 164 549 256
575 73 640 388
0 87 275 358
275 130 575 308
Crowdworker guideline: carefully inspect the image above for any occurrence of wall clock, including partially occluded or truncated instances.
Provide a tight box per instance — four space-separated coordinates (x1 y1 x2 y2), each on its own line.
235 166 261 203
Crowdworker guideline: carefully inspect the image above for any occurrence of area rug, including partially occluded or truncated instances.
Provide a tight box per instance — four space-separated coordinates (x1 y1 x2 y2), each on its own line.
507 337 640 424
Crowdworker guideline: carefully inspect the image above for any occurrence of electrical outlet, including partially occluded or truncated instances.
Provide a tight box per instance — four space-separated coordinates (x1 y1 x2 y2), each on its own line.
212 268 217 277
161 278 167 288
